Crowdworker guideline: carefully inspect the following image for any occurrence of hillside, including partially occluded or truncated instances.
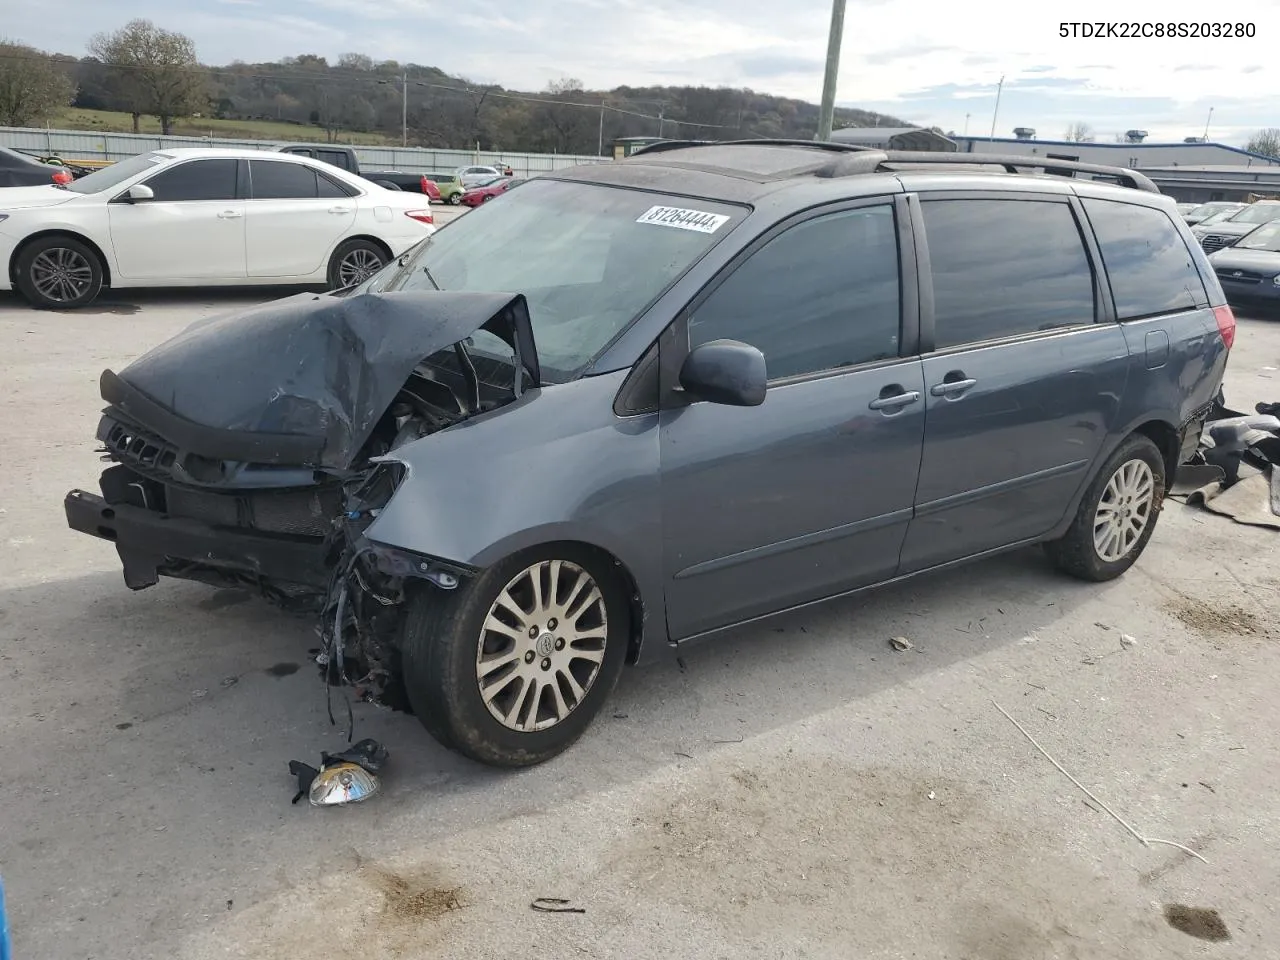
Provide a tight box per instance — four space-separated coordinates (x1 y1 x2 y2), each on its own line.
66 54 909 154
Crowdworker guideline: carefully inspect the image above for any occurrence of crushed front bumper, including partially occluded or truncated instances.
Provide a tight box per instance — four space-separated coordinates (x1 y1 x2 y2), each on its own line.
64 489 330 591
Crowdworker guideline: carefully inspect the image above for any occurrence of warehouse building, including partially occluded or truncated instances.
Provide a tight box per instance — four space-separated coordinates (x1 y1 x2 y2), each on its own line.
829 128 1280 201
950 133 1280 202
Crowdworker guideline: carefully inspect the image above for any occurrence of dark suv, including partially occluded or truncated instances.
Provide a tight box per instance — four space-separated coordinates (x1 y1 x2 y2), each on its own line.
65 141 1232 768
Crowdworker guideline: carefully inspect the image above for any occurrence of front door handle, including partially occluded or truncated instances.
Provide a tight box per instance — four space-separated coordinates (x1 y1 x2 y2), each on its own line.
328 206 353 214
869 390 921 411
931 378 977 397
217 209 242 219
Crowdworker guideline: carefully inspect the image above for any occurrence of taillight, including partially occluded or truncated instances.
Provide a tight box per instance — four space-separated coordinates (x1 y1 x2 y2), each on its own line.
1213 303 1236 350
52 170 71 184
405 209 433 225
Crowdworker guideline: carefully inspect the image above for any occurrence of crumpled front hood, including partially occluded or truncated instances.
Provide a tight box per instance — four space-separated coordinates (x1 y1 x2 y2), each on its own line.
100 290 539 469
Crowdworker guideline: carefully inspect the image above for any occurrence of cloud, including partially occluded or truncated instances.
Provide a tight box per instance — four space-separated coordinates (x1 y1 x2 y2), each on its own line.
6 0 1279 145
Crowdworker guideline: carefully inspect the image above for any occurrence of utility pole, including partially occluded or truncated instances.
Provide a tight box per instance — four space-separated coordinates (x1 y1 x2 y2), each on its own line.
377 73 410 146
598 101 605 155
658 104 665 139
815 0 847 141
989 75 1005 138
964 113 970 135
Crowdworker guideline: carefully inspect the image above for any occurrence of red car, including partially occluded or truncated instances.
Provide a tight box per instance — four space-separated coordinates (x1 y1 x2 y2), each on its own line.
460 176 522 207
418 176 441 202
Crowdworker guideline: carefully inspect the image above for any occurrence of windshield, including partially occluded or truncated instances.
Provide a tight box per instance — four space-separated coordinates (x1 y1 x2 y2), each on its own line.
65 152 170 194
1236 221 1280 252
1190 202 1235 218
1200 207 1241 225
1230 203 1280 225
379 178 744 381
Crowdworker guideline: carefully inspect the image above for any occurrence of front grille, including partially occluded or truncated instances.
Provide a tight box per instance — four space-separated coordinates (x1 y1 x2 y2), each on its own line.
164 485 341 537
1215 269 1264 285
101 417 179 479
1201 234 1236 253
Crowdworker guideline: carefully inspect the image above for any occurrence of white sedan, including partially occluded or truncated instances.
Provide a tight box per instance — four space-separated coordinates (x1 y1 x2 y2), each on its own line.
0 147 437 309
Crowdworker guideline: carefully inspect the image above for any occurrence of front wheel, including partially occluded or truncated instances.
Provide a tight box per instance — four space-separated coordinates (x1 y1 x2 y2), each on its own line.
400 546 630 767
1044 434 1166 582
447 193 462 205
327 239 388 290
15 236 104 309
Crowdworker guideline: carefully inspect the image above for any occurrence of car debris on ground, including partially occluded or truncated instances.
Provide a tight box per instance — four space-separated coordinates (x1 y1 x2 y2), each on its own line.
289 738 389 807
1171 394 1280 529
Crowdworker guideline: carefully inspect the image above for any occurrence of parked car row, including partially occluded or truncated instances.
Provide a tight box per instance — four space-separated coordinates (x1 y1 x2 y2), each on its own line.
1191 199 1280 253
460 175 524 206
1180 200 1244 227
0 147 436 309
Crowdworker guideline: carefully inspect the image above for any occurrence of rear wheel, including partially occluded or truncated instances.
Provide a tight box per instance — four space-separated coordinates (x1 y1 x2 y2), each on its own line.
15 235 104 309
327 239 388 290
400 546 629 767
1044 434 1165 581
447 193 462 205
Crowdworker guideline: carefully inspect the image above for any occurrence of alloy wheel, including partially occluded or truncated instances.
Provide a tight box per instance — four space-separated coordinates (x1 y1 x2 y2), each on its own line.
1093 459 1155 562
337 248 385 287
30 247 93 303
475 559 608 732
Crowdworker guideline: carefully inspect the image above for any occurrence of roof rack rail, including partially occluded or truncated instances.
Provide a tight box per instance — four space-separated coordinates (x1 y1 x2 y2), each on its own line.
629 138 880 157
875 150 1159 193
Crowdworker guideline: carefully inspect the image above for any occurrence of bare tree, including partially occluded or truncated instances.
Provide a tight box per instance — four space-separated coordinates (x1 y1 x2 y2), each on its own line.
1063 121 1094 142
0 40 75 127
88 20 205 134
1246 128 1280 159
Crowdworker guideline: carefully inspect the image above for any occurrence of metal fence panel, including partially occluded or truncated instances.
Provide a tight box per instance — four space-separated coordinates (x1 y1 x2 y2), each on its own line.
0 125 606 176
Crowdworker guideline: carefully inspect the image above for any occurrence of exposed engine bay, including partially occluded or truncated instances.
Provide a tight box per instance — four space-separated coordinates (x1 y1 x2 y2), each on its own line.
65 290 541 711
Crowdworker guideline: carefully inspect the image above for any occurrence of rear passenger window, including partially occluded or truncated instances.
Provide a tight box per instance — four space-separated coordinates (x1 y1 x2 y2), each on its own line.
1081 198 1206 318
317 174 356 198
922 199 1095 349
250 160 319 199
688 205 901 381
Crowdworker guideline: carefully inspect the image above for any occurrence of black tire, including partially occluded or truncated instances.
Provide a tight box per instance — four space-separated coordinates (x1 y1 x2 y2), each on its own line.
400 545 630 767
447 193 462 205
1044 434 1166 582
326 238 388 290
15 235 104 309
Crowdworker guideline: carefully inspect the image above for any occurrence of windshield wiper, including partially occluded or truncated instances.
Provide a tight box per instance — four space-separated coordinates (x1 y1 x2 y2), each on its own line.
422 265 441 291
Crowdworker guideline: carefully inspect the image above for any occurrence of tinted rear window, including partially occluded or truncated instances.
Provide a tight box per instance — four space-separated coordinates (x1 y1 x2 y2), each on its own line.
1082 199 1206 319
921 198 1096 349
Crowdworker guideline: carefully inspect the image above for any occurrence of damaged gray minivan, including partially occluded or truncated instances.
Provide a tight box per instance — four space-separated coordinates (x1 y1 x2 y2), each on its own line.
65 141 1233 767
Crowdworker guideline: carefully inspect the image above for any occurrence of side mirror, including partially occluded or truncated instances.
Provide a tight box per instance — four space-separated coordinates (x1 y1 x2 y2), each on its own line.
679 339 767 407
124 184 154 202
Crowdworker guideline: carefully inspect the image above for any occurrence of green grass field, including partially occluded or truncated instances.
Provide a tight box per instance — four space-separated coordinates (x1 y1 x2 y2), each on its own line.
49 107 396 146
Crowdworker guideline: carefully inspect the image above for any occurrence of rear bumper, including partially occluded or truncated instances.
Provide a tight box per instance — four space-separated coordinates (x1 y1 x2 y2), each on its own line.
64 489 330 590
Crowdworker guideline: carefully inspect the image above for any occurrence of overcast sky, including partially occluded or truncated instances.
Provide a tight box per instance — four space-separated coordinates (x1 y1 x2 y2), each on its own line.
8 0 1279 146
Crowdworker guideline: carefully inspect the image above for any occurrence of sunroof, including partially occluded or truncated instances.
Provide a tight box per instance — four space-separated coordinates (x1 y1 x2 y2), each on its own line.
635 144 834 180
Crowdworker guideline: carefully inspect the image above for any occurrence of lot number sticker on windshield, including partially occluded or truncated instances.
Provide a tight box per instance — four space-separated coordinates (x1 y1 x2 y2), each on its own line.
636 206 730 234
